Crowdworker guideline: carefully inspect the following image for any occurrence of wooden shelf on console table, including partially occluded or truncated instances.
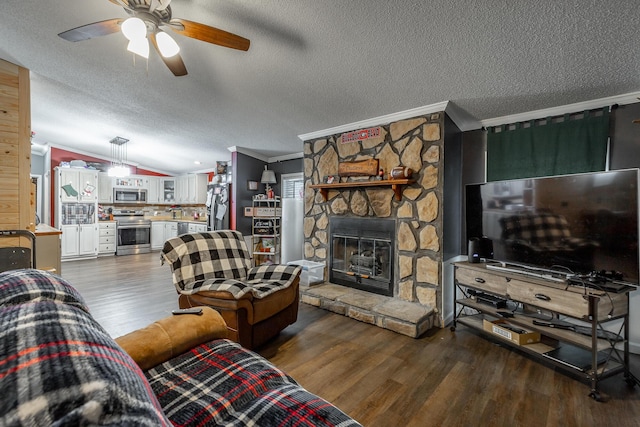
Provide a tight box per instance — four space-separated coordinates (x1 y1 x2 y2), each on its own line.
310 179 415 201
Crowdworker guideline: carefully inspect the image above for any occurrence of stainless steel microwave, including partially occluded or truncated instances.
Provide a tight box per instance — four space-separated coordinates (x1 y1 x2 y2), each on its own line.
114 188 147 204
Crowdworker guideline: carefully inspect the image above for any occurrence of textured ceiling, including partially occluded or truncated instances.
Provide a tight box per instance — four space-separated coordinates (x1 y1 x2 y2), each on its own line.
1 0 639 175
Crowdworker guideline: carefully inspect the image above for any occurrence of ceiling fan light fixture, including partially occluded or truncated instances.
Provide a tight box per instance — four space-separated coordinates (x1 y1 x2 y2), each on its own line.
58 3 250 77
156 31 180 58
127 37 150 59
121 17 147 41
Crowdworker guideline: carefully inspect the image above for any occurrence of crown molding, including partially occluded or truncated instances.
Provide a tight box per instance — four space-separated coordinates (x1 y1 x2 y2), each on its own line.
228 145 269 162
480 91 640 128
297 92 640 141
268 152 303 163
298 101 451 141
228 146 303 164
443 101 481 131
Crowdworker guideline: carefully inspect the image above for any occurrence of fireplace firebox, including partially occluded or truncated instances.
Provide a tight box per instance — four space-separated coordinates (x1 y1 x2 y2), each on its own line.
329 217 395 296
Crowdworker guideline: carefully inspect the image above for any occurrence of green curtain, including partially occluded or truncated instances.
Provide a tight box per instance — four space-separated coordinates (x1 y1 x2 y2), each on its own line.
487 109 610 181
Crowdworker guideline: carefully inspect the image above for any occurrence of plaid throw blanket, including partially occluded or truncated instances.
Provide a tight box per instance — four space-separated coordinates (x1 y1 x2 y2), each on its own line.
162 231 301 298
146 339 362 427
0 269 170 426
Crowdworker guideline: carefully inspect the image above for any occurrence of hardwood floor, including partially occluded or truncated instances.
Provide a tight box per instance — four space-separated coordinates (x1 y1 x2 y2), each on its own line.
61 252 640 427
61 252 180 338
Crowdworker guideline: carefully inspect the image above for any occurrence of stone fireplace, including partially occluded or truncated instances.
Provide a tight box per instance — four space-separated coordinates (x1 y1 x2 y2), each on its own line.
300 111 461 337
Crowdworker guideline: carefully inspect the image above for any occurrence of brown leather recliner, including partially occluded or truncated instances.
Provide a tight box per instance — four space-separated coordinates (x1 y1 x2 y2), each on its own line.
161 230 301 350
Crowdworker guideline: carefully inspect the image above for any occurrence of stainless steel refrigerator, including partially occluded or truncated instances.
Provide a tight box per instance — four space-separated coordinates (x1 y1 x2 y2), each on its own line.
280 198 304 263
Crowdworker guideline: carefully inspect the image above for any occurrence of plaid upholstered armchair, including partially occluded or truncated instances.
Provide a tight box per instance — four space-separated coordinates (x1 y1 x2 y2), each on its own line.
161 230 302 349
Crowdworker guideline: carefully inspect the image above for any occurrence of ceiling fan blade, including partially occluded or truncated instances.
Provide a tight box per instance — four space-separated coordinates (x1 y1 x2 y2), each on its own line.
633 119 640 124
107 0 131 9
150 32 188 76
149 0 171 12
58 19 123 42
156 0 171 11
168 18 250 51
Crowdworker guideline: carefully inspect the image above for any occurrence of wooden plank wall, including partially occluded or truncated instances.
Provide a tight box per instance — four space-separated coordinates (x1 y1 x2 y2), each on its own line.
0 59 33 248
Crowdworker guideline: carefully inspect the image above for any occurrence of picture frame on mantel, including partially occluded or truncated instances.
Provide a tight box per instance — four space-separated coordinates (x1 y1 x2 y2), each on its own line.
247 180 259 191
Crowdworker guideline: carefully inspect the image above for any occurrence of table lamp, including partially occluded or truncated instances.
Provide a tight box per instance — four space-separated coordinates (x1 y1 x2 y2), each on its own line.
260 166 276 198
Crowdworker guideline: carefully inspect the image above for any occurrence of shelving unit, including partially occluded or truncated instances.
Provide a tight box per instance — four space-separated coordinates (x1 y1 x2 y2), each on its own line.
251 197 281 267
452 261 638 401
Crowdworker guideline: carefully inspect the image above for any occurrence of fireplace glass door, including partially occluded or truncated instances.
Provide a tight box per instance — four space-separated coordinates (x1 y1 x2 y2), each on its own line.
329 217 395 296
331 234 392 295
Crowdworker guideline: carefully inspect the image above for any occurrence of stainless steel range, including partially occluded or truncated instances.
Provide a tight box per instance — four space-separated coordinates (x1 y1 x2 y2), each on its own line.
114 210 151 255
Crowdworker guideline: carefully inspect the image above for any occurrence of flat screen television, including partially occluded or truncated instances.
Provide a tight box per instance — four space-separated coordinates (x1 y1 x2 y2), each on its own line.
465 169 640 284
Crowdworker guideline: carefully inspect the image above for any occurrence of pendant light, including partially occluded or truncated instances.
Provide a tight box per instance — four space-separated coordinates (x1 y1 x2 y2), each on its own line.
108 137 130 178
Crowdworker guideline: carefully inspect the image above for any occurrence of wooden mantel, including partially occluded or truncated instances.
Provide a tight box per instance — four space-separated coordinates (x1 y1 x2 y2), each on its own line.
310 179 415 201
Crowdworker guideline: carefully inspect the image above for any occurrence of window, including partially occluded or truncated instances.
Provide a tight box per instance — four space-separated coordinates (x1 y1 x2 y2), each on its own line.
281 173 304 199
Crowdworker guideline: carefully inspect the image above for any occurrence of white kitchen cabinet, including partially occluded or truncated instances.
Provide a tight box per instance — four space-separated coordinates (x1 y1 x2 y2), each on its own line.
98 221 116 255
174 174 208 204
60 225 79 258
61 224 98 258
151 221 178 250
161 179 176 204
58 169 98 203
79 224 98 255
98 173 113 203
188 223 208 233
191 174 209 204
147 176 160 204
165 222 178 242
151 222 165 249
180 175 194 204
175 176 188 204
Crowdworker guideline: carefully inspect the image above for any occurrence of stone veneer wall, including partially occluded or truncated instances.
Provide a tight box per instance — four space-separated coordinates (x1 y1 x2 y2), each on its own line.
303 112 446 326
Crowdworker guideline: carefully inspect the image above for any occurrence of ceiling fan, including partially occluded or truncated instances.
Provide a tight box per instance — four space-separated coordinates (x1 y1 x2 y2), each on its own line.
58 0 250 76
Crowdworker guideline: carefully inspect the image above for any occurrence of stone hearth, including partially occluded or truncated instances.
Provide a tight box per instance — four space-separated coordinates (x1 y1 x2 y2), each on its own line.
300 283 434 338
301 112 450 337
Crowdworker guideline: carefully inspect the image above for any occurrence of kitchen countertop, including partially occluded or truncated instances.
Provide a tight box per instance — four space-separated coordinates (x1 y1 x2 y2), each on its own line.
35 224 62 236
147 217 208 224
